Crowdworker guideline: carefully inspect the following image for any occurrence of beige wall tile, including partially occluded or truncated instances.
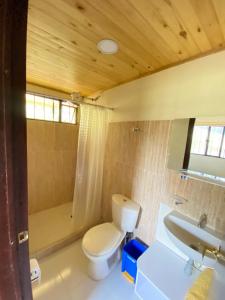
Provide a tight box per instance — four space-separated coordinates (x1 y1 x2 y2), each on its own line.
27 120 78 214
27 120 55 152
102 121 225 246
54 123 79 151
28 118 225 241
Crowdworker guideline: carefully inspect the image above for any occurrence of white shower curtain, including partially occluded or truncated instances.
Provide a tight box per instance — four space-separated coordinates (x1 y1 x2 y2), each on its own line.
72 104 110 230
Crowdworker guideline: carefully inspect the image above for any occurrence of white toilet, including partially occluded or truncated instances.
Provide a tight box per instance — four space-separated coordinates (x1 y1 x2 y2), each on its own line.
82 194 140 280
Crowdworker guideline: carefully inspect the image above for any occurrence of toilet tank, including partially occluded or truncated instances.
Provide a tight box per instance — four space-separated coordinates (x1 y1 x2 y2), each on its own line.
112 194 140 233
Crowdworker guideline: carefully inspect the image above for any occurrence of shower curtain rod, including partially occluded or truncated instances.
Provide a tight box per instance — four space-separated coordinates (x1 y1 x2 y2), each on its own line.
27 90 114 111
70 99 114 111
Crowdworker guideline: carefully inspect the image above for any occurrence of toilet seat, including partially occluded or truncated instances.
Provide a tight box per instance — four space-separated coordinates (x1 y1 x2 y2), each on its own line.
82 223 125 257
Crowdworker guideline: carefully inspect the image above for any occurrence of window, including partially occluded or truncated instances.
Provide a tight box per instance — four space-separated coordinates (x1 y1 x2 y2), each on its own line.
61 101 76 124
191 125 225 158
207 126 223 156
26 93 77 124
191 126 209 155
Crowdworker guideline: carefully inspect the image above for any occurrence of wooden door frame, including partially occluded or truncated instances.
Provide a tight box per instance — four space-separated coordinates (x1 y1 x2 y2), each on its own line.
0 0 32 299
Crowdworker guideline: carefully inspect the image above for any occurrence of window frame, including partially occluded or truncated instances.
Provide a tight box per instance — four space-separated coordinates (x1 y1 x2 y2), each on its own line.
25 92 77 124
60 100 77 124
191 125 225 159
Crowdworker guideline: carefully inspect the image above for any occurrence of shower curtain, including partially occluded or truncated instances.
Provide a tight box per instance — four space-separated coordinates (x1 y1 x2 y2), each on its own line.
72 104 110 230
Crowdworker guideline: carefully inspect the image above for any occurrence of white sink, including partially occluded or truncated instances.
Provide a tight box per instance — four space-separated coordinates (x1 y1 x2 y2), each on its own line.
164 211 223 267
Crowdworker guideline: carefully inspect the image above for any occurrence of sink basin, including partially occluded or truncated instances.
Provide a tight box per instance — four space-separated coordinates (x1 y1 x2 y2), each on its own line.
164 211 223 267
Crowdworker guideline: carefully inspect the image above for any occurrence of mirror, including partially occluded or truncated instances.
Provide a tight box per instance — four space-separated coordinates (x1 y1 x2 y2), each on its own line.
167 117 225 185
188 117 225 179
167 118 194 171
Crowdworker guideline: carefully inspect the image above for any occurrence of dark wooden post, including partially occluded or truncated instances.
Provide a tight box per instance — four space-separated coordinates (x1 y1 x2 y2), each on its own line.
0 0 32 299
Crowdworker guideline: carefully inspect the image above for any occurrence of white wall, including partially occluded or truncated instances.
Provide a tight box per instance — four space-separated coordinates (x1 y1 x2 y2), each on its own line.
189 154 225 178
98 51 225 122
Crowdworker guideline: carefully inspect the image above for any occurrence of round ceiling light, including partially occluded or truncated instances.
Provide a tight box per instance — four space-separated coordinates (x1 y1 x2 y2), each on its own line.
97 39 119 54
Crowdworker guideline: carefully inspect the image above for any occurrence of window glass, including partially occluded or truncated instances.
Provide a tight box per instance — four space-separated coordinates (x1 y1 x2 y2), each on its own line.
61 103 70 123
44 98 54 121
191 126 209 155
34 96 45 120
53 100 60 122
61 102 76 124
69 107 76 124
26 94 35 119
25 93 76 124
207 126 224 156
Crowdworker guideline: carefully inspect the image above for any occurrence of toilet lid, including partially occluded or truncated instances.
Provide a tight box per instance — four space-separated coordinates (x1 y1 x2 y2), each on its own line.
82 223 124 256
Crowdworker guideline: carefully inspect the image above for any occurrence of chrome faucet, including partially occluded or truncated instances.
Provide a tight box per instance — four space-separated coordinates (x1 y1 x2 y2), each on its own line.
199 244 225 264
198 213 207 229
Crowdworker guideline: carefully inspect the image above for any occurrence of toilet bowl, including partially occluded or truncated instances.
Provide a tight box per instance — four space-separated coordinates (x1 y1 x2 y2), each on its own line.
82 194 140 280
82 222 125 280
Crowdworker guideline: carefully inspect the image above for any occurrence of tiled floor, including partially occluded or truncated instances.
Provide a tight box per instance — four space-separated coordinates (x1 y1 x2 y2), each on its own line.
29 203 79 255
32 239 138 300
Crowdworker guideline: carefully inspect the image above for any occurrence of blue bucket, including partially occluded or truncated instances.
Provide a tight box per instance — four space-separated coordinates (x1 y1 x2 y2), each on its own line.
121 239 148 283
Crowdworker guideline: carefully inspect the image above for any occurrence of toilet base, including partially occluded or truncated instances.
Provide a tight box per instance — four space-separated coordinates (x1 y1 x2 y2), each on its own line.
87 248 121 281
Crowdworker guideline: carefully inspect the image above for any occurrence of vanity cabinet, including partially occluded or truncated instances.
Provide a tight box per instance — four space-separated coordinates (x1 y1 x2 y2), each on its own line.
135 241 200 300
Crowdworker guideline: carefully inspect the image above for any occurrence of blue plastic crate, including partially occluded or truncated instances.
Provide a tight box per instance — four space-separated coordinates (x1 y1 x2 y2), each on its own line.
121 239 148 283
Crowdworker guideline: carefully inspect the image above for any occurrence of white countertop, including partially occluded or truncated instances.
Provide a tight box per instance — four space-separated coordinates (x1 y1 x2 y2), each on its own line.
137 241 225 300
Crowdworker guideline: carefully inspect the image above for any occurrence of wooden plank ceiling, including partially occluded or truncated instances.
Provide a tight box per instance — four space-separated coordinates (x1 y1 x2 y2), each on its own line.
27 0 225 95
